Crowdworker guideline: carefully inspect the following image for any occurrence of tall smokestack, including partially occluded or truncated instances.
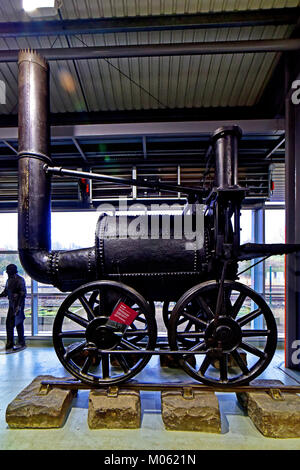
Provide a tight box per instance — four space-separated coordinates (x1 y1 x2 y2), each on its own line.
18 50 96 290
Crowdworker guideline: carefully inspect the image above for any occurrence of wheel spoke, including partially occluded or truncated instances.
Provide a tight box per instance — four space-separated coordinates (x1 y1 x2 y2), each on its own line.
195 296 214 319
231 350 250 375
231 293 246 319
59 330 86 338
219 355 228 383
177 331 205 338
101 353 110 378
240 341 266 359
178 316 190 326
123 329 149 337
134 315 146 325
81 356 92 374
115 354 131 373
65 310 89 329
79 295 95 320
120 338 142 351
63 341 86 360
199 354 211 375
181 311 208 328
123 330 148 344
238 308 262 327
184 320 194 332
188 340 206 352
242 329 270 337
224 290 233 316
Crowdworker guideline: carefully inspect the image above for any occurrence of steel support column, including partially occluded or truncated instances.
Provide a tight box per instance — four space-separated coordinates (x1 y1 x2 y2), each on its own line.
285 56 300 370
31 279 38 336
251 206 265 329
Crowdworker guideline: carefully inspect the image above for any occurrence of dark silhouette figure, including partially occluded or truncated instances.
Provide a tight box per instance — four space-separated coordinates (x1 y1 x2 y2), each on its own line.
0 264 27 350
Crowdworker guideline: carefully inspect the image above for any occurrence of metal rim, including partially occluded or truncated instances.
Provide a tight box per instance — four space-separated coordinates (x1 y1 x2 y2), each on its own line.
53 280 157 385
168 280 277 387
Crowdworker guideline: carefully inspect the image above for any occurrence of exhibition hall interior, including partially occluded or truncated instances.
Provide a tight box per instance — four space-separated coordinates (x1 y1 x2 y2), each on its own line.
0 0 300 452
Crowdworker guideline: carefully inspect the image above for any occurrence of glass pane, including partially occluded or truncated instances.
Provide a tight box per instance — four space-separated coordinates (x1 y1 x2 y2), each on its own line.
51 211 99 249
265 209 285 337
0 252 32 335
38 284 68 334
238 210 252 287
0 213 17 250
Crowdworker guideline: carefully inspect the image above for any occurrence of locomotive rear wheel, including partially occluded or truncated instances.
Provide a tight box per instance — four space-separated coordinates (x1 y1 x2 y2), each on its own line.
168 280 277 386
53 280 157 386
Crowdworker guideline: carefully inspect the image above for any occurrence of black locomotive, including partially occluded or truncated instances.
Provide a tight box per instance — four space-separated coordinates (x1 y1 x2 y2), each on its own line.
17 50 299 388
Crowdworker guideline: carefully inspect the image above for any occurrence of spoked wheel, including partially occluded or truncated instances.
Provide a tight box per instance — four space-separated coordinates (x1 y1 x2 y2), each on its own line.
168 280 277 387
53 280 157 385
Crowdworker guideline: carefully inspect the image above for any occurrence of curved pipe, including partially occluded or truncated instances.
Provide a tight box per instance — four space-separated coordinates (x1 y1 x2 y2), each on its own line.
18 50 97 291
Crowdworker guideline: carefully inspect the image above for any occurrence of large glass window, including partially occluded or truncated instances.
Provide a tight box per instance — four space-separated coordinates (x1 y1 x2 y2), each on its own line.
0 211 100 336
237 210 252 287
38 211 100 334
265 209 285 337
0 208 286 339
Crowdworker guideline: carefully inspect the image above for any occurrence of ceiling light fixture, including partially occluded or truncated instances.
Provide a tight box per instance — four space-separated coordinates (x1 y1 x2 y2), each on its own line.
23 0 56 12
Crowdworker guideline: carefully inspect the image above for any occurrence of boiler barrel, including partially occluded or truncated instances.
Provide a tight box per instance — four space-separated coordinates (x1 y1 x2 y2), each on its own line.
95 213 209 301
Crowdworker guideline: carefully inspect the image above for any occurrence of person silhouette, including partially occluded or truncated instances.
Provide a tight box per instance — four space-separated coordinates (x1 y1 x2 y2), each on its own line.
0 264 27 350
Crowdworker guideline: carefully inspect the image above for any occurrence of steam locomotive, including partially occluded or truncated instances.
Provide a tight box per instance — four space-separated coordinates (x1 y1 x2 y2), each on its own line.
17 50 299 387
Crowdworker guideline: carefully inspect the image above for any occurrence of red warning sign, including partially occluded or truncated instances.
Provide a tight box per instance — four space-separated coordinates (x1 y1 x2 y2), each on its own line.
109 302 139 326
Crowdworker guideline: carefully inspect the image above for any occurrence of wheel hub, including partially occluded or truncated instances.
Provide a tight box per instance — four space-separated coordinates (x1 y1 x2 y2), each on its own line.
205 316 242 353
85 317 121 349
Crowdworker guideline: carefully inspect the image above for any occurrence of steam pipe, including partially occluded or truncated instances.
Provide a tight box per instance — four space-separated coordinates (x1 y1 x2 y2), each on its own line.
18 50 96 291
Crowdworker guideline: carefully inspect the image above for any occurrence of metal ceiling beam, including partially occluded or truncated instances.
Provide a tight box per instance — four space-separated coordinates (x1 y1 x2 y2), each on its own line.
265 136 286 159
71 137 88 163
2 140 18 154
0 119 285 141
1 39 300 62
0 8 299 37
0 105 272 127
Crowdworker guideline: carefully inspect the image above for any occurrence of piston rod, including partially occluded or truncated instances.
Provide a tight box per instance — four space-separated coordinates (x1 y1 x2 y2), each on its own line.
44 165 205 197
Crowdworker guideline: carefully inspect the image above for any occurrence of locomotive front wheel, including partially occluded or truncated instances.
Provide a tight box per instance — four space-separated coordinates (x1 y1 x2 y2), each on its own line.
53 280 157 385
168 280 277 386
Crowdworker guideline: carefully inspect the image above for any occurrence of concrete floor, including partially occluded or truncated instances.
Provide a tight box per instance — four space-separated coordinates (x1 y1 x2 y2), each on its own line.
0 340 300 451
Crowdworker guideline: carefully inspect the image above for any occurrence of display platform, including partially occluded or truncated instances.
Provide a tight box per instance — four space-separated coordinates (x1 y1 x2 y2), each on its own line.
5 374 300 437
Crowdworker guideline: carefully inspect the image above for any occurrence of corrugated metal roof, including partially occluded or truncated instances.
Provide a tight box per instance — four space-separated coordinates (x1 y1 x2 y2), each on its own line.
0 1 298 115
0 24 294 114
60 0 300 19
0 1 299 22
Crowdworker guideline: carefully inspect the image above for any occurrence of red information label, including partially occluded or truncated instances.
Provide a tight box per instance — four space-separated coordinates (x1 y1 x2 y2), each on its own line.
109 302 139 326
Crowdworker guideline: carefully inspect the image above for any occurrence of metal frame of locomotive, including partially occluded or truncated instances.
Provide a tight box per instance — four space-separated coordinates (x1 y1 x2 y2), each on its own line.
17 50 300 388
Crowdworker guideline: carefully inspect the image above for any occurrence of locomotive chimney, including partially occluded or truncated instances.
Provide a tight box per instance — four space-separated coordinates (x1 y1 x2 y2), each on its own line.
212 126 242 188
18 50 96 290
